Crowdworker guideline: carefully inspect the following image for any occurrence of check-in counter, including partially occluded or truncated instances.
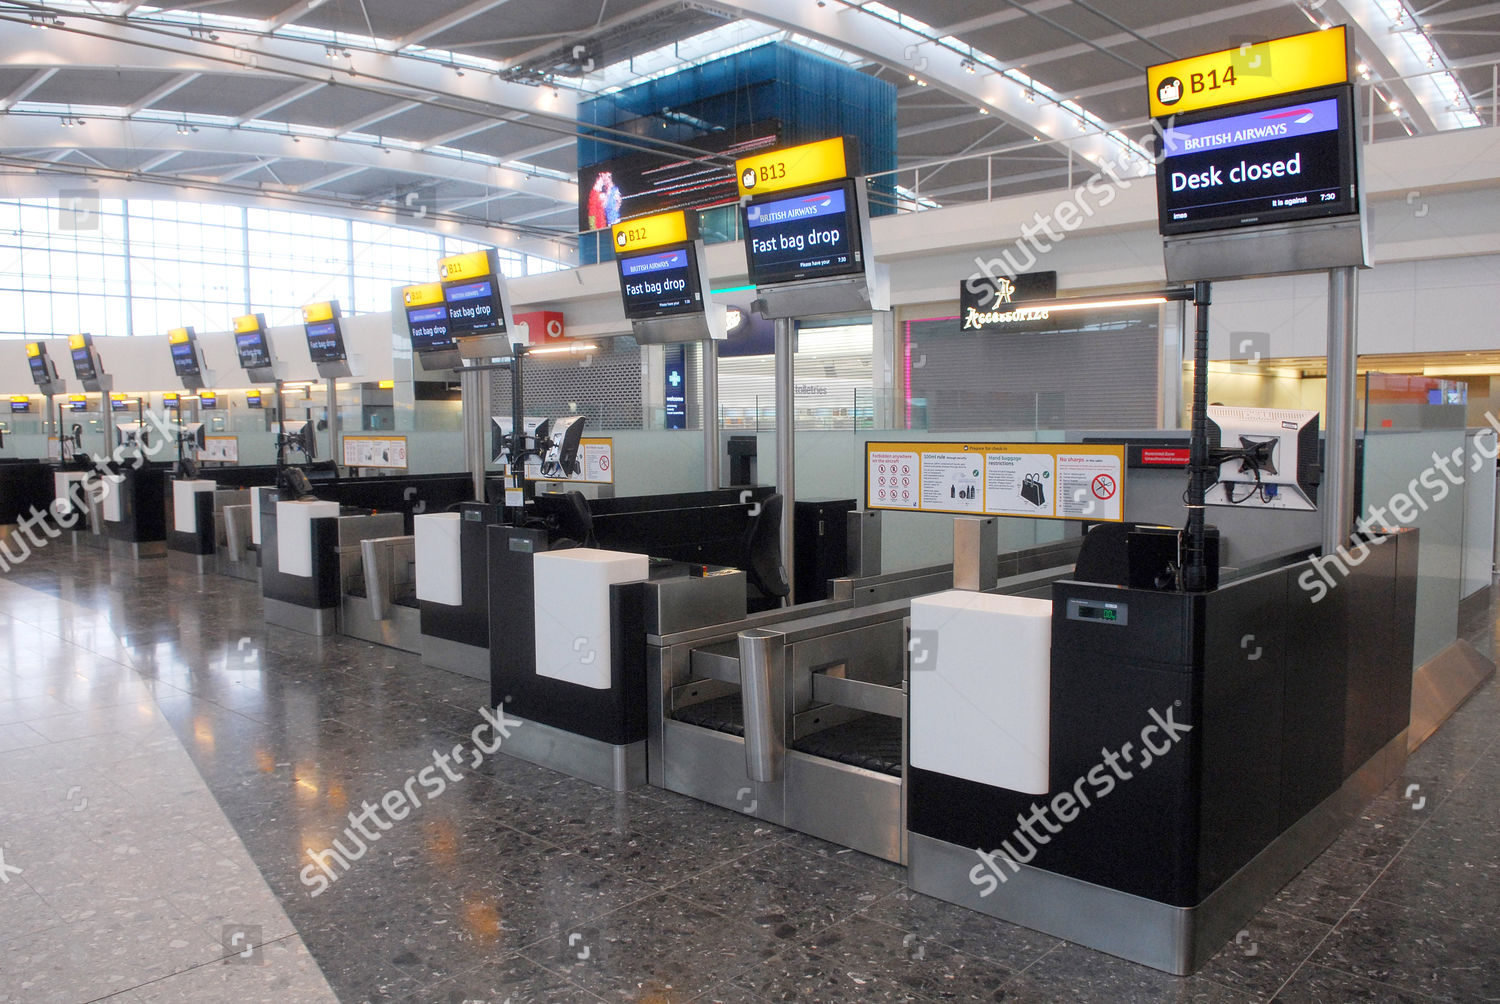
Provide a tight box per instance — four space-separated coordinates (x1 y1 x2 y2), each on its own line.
906 529 1423 975
487 523 747 790
99 462 170 560
0 460 53 541
415 503 498 680
259 493 402 636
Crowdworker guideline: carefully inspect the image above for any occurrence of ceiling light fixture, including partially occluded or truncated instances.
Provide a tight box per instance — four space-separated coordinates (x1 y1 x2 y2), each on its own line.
961 58 976 74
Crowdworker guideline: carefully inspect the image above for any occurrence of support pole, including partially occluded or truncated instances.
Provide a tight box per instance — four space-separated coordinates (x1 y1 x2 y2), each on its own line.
325 377 339 471
774 317 796 605
702 338 721 490
1324 266 1359 555
273 380 286 470
1182 281 1213 592
460 366 489 502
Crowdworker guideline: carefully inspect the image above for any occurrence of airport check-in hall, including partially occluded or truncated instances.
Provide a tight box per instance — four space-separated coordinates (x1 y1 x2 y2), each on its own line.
1 4 1499 1003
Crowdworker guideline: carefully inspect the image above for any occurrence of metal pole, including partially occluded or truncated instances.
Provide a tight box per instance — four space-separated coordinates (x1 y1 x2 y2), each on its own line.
1182 281 1212 592
774 317 796 605
460 366 488 502
1324 266 1359 555
273 379 286 470
325 377 339 471
702 338 720 490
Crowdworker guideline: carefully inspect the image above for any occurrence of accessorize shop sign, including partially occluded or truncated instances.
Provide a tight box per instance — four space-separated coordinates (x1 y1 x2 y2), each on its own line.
958 271 1058 332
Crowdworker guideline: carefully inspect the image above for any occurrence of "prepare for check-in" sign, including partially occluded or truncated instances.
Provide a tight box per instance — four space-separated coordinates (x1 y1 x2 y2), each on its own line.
864 441 1125 522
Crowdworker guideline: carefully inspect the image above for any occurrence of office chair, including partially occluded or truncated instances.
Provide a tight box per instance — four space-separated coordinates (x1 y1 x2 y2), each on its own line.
743 492 790 611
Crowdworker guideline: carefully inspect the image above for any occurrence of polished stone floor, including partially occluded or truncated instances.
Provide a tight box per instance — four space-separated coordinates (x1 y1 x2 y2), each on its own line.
1 542 1497 1002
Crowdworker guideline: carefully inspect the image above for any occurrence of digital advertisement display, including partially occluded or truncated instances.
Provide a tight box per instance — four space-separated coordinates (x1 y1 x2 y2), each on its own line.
743 181 863 286
1156 88 1356 235
618 247 704 319
577 119 781 232
304 320 346 363
406 303 453 352
443 279 506 339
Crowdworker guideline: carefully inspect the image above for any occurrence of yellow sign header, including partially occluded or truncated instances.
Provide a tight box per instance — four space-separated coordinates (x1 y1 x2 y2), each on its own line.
736 137 850 198
612 211 689 254
68 334 88 350
10 395 29 403
403 282 444 308
25 342 40 358
439 250 492 281
233 314 261 334
69 394 87 403
1148 26 1349 117
168 327 191 344
163 393 179 402
302 301 336 324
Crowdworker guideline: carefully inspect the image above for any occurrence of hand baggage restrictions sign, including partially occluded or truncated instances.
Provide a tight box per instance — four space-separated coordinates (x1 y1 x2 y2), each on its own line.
864 442 1125 522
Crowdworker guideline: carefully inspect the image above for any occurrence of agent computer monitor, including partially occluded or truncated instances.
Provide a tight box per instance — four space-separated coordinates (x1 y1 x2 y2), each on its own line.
539 415 585 480
278 419 317 460
1205 406 1321 512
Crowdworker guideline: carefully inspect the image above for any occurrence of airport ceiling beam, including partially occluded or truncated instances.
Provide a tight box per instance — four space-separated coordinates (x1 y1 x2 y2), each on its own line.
0 17 576 131
0 114 576 206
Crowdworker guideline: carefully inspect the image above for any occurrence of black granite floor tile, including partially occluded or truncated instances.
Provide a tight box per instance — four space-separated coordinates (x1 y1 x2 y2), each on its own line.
408 951 607 1003
858 888 1061 975
1271 961 1447 1002
1001 944 1259 1003
1266 849 1389 927
1309 895 1500 1001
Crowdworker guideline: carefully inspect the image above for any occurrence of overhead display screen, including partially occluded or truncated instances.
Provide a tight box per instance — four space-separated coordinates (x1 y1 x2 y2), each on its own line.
11 397 30 413
618 247 704 319
443 278 506 339
1156 87 1357 235
28 354 51 385
743 180 864 286
168 328 201 378
234 316 273 370
406 303 453 352
71 346 97 382
304 320 346 363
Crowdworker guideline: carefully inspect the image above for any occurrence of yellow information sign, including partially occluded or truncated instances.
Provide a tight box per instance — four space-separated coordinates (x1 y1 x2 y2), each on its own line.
25 342 41 358
68 334 89 350
612 210 689 254
167 327 191 344
233 314 261 334
1147 25 1349 118
735 137 850 198
402 282 444 307
302 301 336 324
865 441 1125 522
438 250 493 281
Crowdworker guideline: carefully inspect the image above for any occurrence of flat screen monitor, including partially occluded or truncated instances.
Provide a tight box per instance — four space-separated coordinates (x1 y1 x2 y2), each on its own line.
234 316 274 370
742 179 865 286
246 391 263 409
168 328 202 378
406 302 454 352
163 394 178 411
443 278 506 340
1156 85 1359 236
70 345 98 383
69 397 88 412
303 305 347 364
1205 406 1320 511
28 354 52 386
109 396 131 411
10 398 30 413
200 392 218 410
617 246 705 319
279 419 316 459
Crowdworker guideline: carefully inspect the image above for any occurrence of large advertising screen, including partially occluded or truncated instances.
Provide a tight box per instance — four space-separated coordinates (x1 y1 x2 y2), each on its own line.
578 119 781 232
1156 86 1358 235
617 246 704 320
742 179 864 286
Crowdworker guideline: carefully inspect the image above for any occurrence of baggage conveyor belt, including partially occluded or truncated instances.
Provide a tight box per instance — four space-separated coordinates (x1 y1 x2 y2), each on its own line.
672 695 903 777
